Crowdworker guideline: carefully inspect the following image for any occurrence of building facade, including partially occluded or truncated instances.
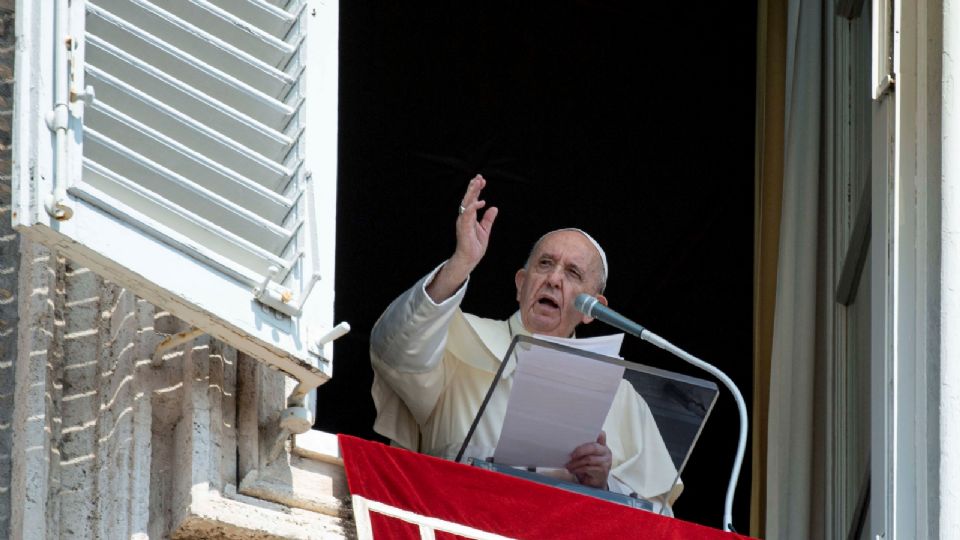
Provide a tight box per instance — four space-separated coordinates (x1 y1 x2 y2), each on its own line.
1 1 353 538
754 0 960 538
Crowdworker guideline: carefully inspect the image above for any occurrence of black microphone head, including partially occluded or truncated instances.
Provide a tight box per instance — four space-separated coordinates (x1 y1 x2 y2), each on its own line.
574 293 599 316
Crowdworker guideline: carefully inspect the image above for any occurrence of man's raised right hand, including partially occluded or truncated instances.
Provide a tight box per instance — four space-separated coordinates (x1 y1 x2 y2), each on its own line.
425 175 498 303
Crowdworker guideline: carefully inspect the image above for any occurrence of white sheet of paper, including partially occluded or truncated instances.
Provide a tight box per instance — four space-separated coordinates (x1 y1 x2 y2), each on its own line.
533 333 625 357
493 333 626 468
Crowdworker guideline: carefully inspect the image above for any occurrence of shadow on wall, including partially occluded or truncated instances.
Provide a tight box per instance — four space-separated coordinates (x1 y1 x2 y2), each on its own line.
6 242 239 537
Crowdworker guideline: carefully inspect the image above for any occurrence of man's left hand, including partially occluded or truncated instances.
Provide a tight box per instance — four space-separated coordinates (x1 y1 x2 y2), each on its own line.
565 431 612 489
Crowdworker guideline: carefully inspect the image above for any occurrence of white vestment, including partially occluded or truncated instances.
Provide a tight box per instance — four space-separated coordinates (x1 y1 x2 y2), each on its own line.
370 264 682 506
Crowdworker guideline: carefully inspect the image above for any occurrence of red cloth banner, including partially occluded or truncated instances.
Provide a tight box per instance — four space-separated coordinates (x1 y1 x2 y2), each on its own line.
339 435 753 540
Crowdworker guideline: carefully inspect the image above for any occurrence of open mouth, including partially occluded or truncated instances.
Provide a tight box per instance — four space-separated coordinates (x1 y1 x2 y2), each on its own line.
536 297 560 310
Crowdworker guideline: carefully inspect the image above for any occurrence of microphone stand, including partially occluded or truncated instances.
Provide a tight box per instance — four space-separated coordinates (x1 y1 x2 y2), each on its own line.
579 295 746 533
641 330 747 533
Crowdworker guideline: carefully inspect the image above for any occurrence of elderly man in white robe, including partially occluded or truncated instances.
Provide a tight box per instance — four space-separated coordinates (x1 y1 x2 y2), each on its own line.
370 175 681 512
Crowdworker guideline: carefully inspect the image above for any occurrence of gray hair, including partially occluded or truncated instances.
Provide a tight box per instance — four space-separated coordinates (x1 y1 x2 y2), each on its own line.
524 228 608 293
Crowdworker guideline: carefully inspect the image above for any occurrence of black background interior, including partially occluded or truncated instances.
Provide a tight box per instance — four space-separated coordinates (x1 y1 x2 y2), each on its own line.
316 1 757 529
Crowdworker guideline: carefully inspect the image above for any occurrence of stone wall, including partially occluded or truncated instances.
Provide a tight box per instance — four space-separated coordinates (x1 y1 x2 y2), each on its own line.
7 247 214 538
3 241 350 539
4 225 345 538
2 216 346 538
0 0 18 535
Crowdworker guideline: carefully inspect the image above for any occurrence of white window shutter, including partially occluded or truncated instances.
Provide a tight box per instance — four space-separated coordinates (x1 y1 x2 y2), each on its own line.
12 0 340 389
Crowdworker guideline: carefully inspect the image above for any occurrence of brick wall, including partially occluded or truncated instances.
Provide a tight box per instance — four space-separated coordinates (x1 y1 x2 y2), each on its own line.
0 1 17 536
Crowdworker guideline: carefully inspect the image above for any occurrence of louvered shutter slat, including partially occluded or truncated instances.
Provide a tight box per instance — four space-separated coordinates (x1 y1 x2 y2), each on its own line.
85 35 295 159
86 66 291 184
76 161 289 277
163 0 301 66
257 0 296 11
88 4 296 124
97 0 296 96
205 0 302 42
83 104 294 221
86 100 295 204
81 138 292 268
82 127 293 251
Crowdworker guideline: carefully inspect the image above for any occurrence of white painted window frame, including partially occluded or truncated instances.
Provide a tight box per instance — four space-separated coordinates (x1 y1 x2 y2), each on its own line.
824 4 874 538
870 0 939 537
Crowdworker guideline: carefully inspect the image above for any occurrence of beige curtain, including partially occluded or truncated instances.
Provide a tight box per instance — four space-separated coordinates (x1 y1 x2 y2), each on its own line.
751 0 786 536
761 0 828 538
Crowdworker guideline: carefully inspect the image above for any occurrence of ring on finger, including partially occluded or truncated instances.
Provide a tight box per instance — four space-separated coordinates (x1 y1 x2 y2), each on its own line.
458 204 466 215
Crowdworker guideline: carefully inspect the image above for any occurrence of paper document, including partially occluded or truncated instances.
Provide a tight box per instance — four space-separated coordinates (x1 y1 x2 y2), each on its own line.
493 333 626 468
533 333 625 357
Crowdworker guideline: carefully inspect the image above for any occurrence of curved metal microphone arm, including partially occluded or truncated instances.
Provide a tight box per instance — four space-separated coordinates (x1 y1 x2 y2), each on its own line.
574 293 746 532
640 330 747 533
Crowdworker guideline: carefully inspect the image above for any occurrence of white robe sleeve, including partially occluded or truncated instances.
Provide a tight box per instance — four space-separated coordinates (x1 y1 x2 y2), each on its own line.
603 380 683 506
369 262 467 449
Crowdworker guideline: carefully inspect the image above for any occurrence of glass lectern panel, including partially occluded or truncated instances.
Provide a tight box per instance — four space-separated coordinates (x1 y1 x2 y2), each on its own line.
458 335 718 510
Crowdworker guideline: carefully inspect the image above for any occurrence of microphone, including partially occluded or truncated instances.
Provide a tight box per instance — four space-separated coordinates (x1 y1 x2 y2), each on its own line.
575 293 747 533
574 294 646 338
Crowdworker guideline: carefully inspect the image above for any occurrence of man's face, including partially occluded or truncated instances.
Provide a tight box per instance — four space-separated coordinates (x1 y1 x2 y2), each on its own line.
514 231 607 337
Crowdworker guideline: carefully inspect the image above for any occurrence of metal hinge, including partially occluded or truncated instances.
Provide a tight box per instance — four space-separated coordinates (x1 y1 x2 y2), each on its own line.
874 74 895 101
